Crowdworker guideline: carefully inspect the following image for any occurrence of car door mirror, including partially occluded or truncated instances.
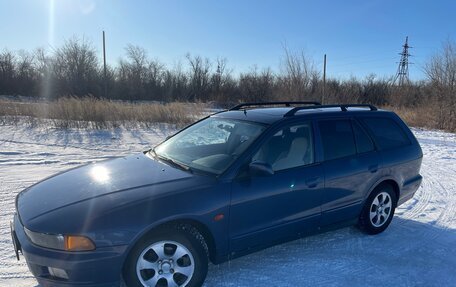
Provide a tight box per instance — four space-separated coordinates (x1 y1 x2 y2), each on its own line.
249 161 274 177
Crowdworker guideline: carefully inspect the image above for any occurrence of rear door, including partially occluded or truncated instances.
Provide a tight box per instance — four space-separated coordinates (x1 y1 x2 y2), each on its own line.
318 118 381 226
359 116 423 205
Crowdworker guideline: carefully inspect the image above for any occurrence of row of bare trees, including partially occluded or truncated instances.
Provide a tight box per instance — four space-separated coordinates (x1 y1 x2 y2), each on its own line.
1 37 455 130
0 37 394 104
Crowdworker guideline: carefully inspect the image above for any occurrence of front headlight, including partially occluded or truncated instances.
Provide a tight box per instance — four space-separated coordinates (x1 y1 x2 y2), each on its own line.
24 228 64 250
24 228 95 251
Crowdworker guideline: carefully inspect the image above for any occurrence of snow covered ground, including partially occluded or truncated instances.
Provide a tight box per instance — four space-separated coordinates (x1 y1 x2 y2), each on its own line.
0 124 455 287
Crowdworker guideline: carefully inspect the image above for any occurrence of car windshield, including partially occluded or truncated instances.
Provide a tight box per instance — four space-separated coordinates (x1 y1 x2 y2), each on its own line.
154 117 266 175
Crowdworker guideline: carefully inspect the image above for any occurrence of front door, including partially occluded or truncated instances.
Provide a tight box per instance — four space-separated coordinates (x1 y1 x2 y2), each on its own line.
229 121 323 253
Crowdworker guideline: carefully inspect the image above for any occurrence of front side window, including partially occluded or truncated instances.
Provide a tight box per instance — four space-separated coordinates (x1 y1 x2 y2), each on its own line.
319 120 356 161
154 117 266 175
252 122 314 171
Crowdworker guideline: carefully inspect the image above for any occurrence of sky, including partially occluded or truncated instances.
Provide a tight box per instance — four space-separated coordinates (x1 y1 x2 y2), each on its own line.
0 0 455 80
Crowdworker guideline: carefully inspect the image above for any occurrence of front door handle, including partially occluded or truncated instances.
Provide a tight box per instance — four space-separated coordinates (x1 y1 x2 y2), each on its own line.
305 177 321 188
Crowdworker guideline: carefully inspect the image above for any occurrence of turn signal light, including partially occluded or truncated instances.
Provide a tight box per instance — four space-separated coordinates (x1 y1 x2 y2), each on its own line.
64 235 95 251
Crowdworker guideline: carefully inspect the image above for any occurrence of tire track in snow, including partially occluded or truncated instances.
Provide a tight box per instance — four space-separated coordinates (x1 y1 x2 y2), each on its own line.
0 138 120 153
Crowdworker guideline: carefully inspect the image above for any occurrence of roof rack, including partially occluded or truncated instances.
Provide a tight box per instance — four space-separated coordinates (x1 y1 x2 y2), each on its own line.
229 101 321 111
284 104 378 117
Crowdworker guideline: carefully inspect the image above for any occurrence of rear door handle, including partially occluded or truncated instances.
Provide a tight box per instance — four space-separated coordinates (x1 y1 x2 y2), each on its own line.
368 164 378 173
305 177 321 188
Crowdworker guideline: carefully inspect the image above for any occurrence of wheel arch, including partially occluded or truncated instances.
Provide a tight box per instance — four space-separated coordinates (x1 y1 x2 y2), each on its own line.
159 218 217 264
366 177 401 205
123 217 218 267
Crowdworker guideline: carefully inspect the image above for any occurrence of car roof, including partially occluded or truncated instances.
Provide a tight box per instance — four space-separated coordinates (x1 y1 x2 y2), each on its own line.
212 106 391 125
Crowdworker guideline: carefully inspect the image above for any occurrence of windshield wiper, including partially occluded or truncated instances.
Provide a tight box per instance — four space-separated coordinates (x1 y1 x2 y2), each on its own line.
152 151 192 173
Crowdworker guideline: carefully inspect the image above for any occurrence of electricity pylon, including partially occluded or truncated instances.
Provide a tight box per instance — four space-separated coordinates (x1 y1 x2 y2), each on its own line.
394 36 412 86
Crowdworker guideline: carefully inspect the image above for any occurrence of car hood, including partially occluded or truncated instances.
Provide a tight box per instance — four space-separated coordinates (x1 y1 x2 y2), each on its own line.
17 152 198 224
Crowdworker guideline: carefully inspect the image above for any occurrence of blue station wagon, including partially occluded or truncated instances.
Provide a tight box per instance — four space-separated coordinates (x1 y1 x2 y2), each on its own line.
11 102 423 287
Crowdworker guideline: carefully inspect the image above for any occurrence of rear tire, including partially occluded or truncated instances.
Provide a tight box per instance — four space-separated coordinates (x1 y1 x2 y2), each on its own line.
358 184 397 235
123 225 208 287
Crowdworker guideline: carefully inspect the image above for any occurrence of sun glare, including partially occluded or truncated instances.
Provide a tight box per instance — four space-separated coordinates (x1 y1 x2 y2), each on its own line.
90 166 110 183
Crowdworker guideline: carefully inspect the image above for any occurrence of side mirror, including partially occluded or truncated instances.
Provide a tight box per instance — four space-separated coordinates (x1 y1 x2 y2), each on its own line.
249 161 274 177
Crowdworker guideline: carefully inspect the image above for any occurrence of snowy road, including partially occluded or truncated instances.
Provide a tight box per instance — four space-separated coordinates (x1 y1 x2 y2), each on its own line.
0 124 455 287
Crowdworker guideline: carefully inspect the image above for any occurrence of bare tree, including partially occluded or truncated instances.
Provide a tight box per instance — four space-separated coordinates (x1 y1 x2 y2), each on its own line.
210 57 235 102
239 66 275 103
425 40 456 89
362 74 390 105
186 53 211 101
162 61 189 102
125 45 148 71
0 49 16 95
279 45 320 100
32 48 59 99
53 37 100 97
116 45 165 101
424 40 456 130
117 45 148 100
16 50 37 96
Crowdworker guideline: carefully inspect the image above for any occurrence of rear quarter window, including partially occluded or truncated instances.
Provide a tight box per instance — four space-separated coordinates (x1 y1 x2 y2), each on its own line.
361 117 410 150
352 120 375 153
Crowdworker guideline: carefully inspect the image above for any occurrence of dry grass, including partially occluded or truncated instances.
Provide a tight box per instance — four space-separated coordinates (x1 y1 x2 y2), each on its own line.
382 105 456 132
0 97 453 133
0 97 205 129
386 106 435 129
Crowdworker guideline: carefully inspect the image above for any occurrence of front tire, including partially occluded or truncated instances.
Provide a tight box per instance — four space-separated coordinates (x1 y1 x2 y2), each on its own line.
123 225 208 287
359 184 397 235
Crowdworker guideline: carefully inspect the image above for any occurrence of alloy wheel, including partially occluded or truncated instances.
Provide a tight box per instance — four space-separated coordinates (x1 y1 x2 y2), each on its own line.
136 241 195 287
369 191 392 227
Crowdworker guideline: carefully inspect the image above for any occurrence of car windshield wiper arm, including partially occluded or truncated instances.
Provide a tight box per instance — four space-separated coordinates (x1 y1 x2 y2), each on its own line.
154 153 192 173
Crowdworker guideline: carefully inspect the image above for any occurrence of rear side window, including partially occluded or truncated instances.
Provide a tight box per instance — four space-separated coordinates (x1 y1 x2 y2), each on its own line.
352 120 375 153
319 120 356 161
361 117 410 150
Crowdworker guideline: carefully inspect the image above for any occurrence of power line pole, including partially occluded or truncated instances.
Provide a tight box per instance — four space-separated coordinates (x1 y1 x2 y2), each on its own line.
394 36 412 86
322 54 326 104
102 30 107 98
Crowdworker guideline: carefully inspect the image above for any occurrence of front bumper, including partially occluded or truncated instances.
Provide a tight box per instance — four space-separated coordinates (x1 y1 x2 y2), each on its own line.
13 214 128 287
